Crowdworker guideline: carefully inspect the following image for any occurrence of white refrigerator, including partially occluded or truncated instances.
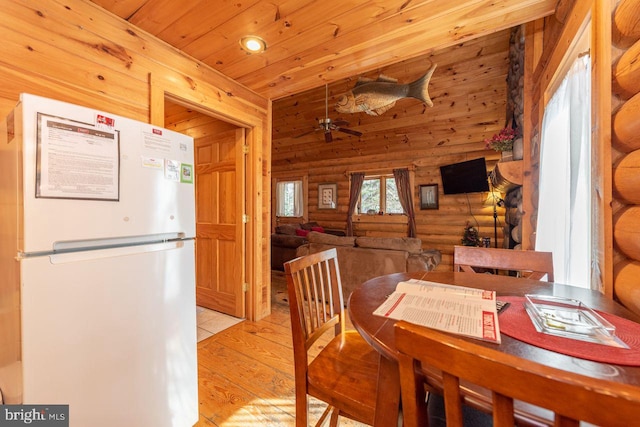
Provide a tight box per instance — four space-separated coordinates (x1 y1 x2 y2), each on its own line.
0 94 198 426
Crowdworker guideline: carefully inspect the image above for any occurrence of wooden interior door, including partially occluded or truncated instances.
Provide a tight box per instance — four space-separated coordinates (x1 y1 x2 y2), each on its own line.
194 128 246 318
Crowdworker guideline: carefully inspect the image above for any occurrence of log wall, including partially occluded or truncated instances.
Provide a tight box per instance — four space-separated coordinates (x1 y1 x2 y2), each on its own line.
0 0 272 380
612 0 640 314
272 30 511 270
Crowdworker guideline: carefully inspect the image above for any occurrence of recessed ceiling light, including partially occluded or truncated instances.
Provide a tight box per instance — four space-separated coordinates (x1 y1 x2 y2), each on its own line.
240 36 267 53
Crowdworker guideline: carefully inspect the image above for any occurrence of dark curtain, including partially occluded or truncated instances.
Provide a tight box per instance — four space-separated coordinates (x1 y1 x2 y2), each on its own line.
393 168 417 237
346 172 365 236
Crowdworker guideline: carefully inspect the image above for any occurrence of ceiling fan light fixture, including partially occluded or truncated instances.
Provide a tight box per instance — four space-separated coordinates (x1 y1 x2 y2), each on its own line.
240 36 267 53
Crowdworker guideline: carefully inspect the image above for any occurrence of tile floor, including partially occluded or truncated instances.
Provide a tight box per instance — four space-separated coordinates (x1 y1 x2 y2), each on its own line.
196 306 244 342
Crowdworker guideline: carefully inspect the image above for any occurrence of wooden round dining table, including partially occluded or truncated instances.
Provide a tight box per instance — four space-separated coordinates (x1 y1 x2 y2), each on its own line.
347 271 640 427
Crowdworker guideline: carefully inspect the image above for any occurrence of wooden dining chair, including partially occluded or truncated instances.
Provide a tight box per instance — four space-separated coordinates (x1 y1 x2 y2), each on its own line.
453 245 554 281
284 248 379 426
395 321 640 427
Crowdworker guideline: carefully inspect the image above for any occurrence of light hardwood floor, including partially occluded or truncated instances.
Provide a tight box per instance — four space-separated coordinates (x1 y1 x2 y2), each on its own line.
195 271 368 426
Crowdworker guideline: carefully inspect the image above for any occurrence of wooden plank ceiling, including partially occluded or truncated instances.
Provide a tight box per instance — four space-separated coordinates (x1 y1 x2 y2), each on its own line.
90 0 557 100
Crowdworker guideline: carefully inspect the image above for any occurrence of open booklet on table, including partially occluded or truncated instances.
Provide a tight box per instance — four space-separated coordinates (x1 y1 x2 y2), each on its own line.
373 279 501 343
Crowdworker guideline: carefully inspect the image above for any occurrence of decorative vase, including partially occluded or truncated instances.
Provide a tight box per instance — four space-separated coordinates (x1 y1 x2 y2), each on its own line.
501 150 513 162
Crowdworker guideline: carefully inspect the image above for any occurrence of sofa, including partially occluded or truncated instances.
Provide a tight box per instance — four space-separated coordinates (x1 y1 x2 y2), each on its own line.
296 231 442 299
271 222 345 271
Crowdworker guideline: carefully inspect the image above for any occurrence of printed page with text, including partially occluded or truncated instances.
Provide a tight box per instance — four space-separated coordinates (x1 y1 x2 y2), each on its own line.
374 279 501 343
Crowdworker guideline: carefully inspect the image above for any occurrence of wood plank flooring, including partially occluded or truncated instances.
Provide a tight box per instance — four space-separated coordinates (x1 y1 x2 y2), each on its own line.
195 271 368 426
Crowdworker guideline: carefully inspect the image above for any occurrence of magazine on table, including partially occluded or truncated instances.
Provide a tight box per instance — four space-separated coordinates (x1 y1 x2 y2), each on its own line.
374 279 501 343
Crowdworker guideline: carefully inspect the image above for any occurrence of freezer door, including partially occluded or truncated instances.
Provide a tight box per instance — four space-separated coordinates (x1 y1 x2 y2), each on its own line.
17 94 195 254
20 240 197 427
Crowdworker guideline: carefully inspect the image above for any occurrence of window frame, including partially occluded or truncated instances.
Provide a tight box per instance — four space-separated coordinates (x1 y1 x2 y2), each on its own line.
351 168 414 225
528 2 611 293
358 174 404 215
271 175 308 230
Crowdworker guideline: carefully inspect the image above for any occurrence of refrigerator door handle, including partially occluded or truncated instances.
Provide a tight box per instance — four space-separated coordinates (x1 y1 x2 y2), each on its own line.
47 240 188 264
51 232 186 252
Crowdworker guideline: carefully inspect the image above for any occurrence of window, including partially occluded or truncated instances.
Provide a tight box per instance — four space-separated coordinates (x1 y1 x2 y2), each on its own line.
275 179 303 217
536 24 591 288
358 175 403 214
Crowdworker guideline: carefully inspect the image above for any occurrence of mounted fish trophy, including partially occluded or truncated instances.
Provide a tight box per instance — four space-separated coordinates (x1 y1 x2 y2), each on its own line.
335 63 437 116
295 84 363 142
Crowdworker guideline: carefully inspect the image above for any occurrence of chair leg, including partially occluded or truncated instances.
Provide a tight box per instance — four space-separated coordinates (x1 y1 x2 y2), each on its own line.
315 405 333 427
329 407 340 427
296 391 308 427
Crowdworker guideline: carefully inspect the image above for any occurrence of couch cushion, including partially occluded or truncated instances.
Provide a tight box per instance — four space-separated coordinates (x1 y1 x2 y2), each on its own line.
303 243 408 299
295 228 310 237
272 234 307 248
307 231 356 247
275 224 299 235
355 236 422 254
300 221 320 230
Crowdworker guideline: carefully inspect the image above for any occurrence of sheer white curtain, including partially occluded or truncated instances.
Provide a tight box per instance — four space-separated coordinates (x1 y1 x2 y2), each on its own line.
536 55 591 287
276 180 303 217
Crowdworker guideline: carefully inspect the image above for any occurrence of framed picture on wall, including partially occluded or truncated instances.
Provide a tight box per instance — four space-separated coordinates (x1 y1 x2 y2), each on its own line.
318 183 337 209
419 184 439 210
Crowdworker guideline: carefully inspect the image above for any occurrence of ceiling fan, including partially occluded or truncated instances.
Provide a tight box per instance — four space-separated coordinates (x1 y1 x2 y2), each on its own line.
296 84 362 142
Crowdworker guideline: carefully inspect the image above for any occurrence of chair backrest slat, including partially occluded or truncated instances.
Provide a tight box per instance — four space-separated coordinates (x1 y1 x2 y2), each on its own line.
395 321 640 427
284 248 345 348
453 245 554 281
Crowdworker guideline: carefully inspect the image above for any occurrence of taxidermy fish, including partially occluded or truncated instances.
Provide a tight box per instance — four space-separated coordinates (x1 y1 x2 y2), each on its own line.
335 63 436 116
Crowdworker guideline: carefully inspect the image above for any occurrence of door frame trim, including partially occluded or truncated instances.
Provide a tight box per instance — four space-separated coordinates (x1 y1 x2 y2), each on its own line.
149 75 271 321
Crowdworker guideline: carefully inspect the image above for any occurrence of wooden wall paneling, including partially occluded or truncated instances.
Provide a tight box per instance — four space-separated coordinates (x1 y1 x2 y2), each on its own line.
612 92 640 152
523 18 546 250
614 207 640 260
250 117 272 320
612 0 640 307
614 259 640 314
612 0 640 47
0 107 22 397
271 31 511 154
0 25 146 109
0 1 147 108
0 0 266 117
613 39 640 98
68 0 266 110
0 65 137 120
592 0 613 295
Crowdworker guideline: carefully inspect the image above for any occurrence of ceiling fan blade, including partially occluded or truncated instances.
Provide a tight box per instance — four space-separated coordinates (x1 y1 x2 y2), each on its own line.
332 119 349 126
324 130 333 143
336 127 362 137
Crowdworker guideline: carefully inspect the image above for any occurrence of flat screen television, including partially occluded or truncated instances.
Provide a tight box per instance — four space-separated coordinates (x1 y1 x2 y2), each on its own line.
439 158 490 195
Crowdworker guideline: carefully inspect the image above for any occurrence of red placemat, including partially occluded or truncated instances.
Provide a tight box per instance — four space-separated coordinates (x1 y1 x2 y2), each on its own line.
499 296 640 366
